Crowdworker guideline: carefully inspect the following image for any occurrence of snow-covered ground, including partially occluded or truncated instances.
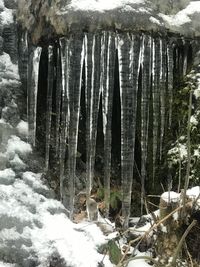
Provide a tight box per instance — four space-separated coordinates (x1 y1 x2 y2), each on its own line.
0 130 114 267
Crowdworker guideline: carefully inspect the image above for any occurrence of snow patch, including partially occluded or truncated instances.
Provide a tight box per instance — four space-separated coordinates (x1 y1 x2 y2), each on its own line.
187 186 200 199
161 191 180 203
127 252 151 267
168 143 187 160
190 115 198 125
0 168 15 179
16 120 28 136
159 1 200 28
68 0 145 11
6 135 32 158
0 8 13 25
0 53 19 80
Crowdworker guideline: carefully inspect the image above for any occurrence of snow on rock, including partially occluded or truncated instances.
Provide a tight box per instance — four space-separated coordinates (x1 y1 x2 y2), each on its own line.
0 8 13 25
168 142 188 162
10 154 27 171
0 137 112 266
0 53 19 81
190 115 198 125
6 135 32 158
127 252 152 267
16 120 28 137
18 0 200 41
68 0 145 11
0 262 15 267
187 186 200 199
0 169 113 267
161 191 180 203
0 168 15 185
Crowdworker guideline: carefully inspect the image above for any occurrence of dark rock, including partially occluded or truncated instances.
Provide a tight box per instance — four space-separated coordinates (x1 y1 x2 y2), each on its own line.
4 0 17 9
2 24 18 64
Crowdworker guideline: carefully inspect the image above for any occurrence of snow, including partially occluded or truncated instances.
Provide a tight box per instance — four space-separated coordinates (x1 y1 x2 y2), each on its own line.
0 168 15 179
68 0 144 11
10 154 27 170
168 143 187 161
6 135 32 158
187 186 200 199
190 115 198 125
159 1 200 27
0 173 113 266
0 134 113 267
161 191 180 203
149 16 161 25
0 53 19 80
127 252 151 267
194 76 200 98
16 120 28 136
0 8 14 25
0 263 15 267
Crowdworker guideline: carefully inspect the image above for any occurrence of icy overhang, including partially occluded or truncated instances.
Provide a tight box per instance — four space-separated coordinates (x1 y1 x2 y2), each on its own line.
17 0 200 44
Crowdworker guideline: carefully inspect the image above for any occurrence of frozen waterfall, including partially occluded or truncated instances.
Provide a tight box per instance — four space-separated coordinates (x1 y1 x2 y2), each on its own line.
24 31 192 226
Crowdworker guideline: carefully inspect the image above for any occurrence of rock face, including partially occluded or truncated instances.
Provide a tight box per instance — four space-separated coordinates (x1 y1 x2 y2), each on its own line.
17 0 200 44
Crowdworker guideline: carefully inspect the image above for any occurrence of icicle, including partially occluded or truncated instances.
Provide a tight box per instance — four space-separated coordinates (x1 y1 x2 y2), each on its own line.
55 45 62 158
167 42 174 128
118 33 141 228
67 34 84 218
27 46 42 146
45 45 54 171
102 32 116 217
183 40 189 76
18 31 28 86
140 35 151 214
59 37 69 203
160 39 167 160
152 38 161 185
85 33 102 197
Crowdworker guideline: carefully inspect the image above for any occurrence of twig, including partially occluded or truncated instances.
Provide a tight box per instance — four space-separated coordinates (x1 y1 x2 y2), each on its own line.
182 89 193 218
170 219 197 266
148 201 160 209
117 204 186 266
184 242 193 267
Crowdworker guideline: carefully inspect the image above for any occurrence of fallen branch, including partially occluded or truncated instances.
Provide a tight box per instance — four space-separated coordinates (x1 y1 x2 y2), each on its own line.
170 219 197 266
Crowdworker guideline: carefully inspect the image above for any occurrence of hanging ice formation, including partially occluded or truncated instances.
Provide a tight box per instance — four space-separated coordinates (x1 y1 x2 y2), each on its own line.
85 33 101 197
140 35 151 214
24 31 197 226
102 32 116 216
27 45 42 146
